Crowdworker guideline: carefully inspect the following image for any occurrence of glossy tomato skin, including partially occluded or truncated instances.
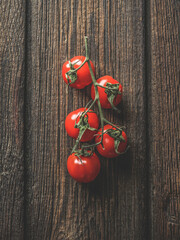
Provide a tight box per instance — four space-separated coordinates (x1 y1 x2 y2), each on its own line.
67 152 100 183
91 76 122 108
62 56 95 89
65 108 99 142
95 124 127 158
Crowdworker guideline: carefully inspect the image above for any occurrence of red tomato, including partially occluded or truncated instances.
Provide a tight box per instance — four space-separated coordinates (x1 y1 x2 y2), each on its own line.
65 108 99 142
91 76 122 109
95 124 127 158
62 56 95 89
67 152 100 183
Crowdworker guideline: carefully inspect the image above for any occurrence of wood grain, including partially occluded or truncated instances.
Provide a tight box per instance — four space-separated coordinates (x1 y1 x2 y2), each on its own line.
149 0 179 239
0 0 25 239
25 0 147 239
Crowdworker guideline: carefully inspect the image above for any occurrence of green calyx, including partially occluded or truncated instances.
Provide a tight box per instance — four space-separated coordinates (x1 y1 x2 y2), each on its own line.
74 148 93 163
71 109 98 154
105 128 125 154
65 58 88 85
75 113 97 133
104 82 121 113
65 61 78 85
75 148 93 158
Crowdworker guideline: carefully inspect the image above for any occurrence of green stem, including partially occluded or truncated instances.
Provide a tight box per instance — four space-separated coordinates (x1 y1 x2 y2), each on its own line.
103 118 124 131
82 98 97 117
84 37 104 129
71 128 86 154
95 83 107 89
70 58 87 72
81 141 101 150
85 36 89 60
84 37 105 148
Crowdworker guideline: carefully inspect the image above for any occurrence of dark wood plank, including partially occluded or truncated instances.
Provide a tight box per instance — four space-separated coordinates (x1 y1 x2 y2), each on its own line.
149 0 179 239
0 1 25 239
25 0 147 239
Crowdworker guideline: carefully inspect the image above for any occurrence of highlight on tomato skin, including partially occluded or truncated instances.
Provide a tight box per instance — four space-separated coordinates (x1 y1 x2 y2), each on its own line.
65 108 99 142
91 75 123 109
95 124 127 158
62 56 96 89
67 152 101 183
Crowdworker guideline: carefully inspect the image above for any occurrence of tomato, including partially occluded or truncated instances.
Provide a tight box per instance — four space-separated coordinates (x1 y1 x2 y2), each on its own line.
65 108 99 142
67 152 100 183
95 124 127 158
91 76 122 109
62 56 95 89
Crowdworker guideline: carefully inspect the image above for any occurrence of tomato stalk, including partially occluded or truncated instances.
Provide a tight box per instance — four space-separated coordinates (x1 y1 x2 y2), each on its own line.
69 58 87 72
71 126 87 154
82 99 97 116
75 37 105 151
103 118 125 131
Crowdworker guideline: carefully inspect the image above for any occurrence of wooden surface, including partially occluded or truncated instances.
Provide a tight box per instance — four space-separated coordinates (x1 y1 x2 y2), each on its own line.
149 1 179 239
0 0 179 240
0 1 25 239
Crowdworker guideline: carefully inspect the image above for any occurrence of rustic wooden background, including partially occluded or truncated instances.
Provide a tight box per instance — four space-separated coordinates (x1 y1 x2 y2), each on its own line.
0 0 179 239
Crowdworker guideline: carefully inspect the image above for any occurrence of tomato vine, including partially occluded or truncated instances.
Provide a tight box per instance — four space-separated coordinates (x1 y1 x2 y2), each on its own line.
63 36 128 182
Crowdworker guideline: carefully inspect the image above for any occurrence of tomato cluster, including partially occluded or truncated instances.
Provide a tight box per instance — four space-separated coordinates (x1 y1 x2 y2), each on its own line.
63 38 128 183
